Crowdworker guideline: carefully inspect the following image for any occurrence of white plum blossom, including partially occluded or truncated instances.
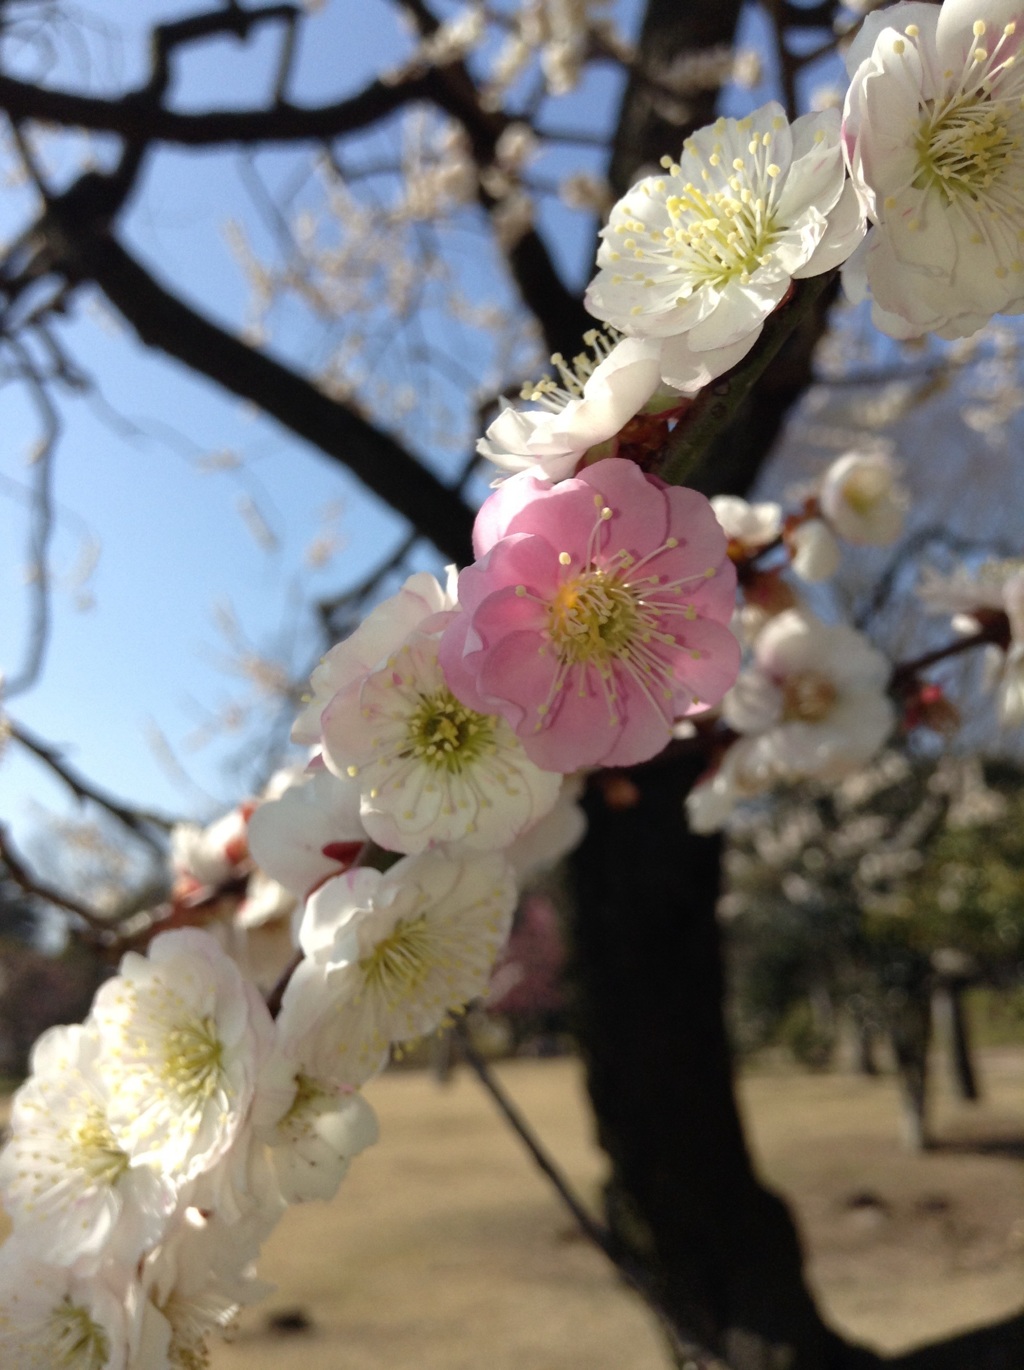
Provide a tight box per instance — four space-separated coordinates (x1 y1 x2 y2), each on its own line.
314 572 561 854
170 808 248 888
503 775 587 885
247 763 366 898
0 1024 174 1270
0 1242 136 1370
842 0 1024 338
134 1207 275 1370
291 571 450 746
818 450 908 546
236 870 295 930
261 1080 379 1204
996 574 1024 726
91 929 275 1185
686 736 772 833
787 517 841 581
478 332 667 483
322 627 561 854
918 557 1024 621
722 610 895 786
711 494 783 555
231 874 300 994
919 558 1024 725
279 852 517 1087
585 102 865 390
256 990 381 1204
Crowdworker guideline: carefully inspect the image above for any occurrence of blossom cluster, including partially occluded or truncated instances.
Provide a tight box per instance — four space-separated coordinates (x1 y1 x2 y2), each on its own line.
5 9 1024 1356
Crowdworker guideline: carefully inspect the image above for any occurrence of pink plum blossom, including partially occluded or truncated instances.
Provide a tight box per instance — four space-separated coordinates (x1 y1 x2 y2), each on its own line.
438 458 740 771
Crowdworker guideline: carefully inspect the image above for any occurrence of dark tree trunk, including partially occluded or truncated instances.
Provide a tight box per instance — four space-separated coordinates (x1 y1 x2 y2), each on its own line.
568 756 875 1368
564 6 882 1362
854 1016 880 1079
887 987 933 1153
935 981 980 1103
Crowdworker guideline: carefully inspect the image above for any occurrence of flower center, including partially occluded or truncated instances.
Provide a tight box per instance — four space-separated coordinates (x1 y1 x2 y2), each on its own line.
521 328 620 410
840 465 890 516
279 1071 330 1138
979 556 1024 584
915 95 1018 204
171 1342 210 1370
547 570 640 664
515 496 720 733
781 672 837 723
164 1297 214 1370
68 1107 130 1187
405 688 496 772
360 915 437 1005
625 116 790 292
664 178 780 288
163 1015 224 1106
45 1299 110 1370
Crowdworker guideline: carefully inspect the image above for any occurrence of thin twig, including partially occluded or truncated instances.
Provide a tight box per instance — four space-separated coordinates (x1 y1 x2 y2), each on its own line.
453 1021 727 1369
455 1020 615 1252
0 823 113 942
7 718 177 845
890 624 1008 692
3 344 58 699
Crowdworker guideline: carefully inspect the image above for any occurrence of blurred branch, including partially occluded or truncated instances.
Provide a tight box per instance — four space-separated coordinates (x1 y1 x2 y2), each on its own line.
454 1021 727 1370
316 528 420 640
391 0 593 355
3 341 57 699
0 822 113 941
854 527 1015 629
7 718 176 845
764 0 798 117
47 221 477 564
0 67 445 146
890 624 1010 694
314 427 483 642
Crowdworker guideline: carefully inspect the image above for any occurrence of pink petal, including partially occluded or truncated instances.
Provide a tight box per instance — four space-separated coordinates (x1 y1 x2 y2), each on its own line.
574 460 670 558
474 472 552 557
476 628 560 735
672 618 744 715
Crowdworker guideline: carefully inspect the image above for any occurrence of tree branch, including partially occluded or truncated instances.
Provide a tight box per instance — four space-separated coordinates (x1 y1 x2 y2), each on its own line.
0 823 114 941
0 69 442 146
658 272 836 487
3 342 58 699
889 1311 1024 1370
455 1020 727 1370
47 220 476 565
7 718 176 846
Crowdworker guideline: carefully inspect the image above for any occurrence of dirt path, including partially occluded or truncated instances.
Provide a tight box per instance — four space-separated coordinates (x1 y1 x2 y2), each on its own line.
212 1048 1024 1369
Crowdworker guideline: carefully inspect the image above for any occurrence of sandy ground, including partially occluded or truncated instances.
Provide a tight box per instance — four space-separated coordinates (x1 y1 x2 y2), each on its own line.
207 1047 1024 1369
